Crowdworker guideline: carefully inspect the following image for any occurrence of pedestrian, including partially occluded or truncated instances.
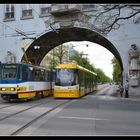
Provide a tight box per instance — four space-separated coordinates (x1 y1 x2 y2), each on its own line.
124 80 129 98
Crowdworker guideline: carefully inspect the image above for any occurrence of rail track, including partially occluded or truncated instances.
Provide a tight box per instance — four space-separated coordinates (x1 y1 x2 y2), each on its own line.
0 97 72 135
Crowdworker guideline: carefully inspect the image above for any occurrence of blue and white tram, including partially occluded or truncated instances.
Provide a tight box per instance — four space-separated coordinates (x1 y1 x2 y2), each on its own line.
0 63 55 101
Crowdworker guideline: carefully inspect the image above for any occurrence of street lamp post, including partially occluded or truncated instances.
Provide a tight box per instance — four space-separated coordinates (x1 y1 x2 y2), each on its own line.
80 44 89 67
80 52 88 67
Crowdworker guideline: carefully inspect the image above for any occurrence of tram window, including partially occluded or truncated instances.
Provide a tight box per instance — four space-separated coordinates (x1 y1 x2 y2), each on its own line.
40 70 45 80
73 69 78 85
55 68 78 86
28 68 35 81
84 72 87 88
45 71 50 82
3 72 16 79
79 70 84 86
17 65 22 80
22 66 28 81
2 65 17 80
34 69 40 81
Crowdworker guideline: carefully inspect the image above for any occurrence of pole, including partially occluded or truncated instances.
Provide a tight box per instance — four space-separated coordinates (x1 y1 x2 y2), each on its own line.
21 48 29 63
21 39 34 64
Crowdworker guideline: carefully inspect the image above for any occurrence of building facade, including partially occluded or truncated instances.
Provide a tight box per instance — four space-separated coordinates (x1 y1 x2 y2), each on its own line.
1 4 140 94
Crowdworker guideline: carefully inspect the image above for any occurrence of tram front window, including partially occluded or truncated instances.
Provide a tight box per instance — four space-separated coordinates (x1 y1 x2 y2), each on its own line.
2 64 17 80
55 68 78 86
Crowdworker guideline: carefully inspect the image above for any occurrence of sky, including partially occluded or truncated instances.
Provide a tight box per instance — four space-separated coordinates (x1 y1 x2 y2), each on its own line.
64 41 114 79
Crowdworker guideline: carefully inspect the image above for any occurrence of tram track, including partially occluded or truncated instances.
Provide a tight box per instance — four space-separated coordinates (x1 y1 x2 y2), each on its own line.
0 100 20 109
0 103 19 109
0 96 55 120
0 97 72 135
0 96 55 110
0 100 28 109
11 99 72 136
0 99 53 122
0 96 53 110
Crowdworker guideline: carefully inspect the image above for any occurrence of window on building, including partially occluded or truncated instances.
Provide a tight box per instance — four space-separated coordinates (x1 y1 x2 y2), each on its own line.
21 5 33 19
4 4 15 20
40 4 51 17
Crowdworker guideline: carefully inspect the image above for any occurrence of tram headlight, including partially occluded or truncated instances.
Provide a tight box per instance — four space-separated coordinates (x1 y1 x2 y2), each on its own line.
1 88 6 91
10 87 15 91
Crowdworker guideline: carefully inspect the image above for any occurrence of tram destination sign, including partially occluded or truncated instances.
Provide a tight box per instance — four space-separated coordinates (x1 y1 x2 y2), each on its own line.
3 65 16 69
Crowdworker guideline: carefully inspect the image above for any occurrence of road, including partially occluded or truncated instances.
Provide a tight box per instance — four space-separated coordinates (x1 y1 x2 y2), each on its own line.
0 84 140 136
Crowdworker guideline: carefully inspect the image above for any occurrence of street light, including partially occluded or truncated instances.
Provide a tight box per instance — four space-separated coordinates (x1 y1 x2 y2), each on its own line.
34 46 40 49
80 44 89 67
80 53 88 60
80 44 88 62
80 52 88 68
68 44 76 62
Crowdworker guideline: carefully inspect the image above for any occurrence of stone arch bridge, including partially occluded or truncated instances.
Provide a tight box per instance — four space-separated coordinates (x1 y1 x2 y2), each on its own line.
0 4 140 94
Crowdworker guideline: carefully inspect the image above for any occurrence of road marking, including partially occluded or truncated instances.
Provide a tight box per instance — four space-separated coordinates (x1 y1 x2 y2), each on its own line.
58 116 109 121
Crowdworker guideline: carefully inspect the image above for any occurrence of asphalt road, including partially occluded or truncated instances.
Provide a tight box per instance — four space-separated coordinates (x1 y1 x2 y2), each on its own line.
17 84 140 136
0 85 140 136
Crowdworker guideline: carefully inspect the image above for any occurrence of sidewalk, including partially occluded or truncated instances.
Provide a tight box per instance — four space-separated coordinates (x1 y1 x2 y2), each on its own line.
116 92 140 101
128 92 140 99
115 89 140 101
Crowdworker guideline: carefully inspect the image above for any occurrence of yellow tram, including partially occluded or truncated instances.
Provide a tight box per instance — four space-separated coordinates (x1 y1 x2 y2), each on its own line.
54 63 97 98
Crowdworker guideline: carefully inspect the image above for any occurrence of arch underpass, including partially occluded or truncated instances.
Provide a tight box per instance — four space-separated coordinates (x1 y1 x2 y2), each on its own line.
22 27 123 71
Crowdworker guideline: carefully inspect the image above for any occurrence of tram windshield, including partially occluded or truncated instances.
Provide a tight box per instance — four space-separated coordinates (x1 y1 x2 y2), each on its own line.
2 64 17 80
55 68 78 86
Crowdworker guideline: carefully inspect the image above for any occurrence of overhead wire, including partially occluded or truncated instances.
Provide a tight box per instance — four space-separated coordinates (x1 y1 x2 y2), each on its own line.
0 4 62 44
29 4 59 34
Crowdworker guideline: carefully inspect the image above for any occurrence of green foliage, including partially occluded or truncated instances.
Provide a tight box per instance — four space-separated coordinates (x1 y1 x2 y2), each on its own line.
45 44 111 83
94 68 110 83
48 45 69 68
71 51 110 83
111 57 121 82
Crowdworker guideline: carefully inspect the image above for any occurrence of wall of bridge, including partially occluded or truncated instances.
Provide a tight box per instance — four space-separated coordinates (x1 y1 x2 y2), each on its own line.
0 4 140 94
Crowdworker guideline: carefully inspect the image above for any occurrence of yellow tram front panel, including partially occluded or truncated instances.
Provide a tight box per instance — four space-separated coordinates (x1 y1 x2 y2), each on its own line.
54 89 79 98
54 85 81 98
18 91 36 98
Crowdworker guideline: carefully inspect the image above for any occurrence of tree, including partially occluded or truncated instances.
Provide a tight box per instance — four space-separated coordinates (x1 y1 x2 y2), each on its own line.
71 51 110 83
111 57 121 82
52 45 68 65
94 68 110 83
42 43 110 83
70 51 95 71
41 44 69 68
91 4 140 34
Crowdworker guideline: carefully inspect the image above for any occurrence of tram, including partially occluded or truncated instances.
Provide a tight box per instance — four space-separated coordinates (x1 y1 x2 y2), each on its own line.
54 63 97 98
0 63 55 101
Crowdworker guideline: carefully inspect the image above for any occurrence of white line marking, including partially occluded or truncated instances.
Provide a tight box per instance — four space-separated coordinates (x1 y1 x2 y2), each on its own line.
58 116 109 121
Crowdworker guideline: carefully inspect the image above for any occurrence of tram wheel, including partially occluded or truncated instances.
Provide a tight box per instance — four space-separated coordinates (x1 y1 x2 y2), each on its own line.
37 92 44 99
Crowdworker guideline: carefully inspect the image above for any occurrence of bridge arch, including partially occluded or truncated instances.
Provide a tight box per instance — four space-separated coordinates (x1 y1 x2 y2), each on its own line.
22 27 123 72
